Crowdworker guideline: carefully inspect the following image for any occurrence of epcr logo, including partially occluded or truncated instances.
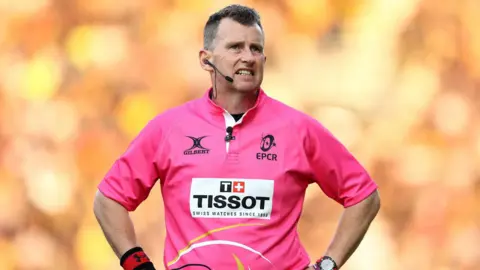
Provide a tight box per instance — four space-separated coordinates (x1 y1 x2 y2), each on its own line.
260 134 276 152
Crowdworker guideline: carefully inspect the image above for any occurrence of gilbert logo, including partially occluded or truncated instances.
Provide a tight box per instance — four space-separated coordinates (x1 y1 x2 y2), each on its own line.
190 178 274 219
184 136 209 155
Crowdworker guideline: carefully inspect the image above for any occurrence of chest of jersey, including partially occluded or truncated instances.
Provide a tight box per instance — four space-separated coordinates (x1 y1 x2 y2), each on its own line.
160 116 310 222
163 119 291 182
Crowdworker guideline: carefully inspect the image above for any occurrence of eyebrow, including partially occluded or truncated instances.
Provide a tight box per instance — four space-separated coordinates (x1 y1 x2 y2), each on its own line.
225 41 264 51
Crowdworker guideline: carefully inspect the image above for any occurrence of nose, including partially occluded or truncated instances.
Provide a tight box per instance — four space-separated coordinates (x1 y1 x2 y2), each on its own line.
240 49 255 64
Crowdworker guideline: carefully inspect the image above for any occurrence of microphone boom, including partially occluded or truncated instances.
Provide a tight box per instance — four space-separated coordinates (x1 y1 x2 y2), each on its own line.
204 60 234 83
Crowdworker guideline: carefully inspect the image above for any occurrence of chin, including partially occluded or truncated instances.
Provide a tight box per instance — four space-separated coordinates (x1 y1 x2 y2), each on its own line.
234 82 262 93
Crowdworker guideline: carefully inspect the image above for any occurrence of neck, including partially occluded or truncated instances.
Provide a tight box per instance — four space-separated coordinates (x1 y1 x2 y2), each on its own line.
212 88 258 114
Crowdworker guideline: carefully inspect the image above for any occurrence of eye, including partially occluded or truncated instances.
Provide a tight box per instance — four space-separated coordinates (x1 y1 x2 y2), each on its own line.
230 44 240 50
252 46 262 53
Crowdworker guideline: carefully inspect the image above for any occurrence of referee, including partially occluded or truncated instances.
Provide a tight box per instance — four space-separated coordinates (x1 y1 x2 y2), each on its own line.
94 4 380 270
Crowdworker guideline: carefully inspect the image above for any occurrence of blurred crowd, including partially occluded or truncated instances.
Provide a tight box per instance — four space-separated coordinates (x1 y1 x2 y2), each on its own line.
0 0 479 269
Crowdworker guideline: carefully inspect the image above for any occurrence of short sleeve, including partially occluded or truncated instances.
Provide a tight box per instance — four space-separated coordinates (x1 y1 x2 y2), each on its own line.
304 117 377 208
98 115 163 211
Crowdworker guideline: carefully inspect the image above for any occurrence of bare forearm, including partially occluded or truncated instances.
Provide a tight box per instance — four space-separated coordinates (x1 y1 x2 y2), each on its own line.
324 191 380 268
93 190 138 258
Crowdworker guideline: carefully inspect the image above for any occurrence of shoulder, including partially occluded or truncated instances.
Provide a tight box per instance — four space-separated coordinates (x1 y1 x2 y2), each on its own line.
264 95 324 132
262 95 335 154
150 98 200 127
139 98 201 142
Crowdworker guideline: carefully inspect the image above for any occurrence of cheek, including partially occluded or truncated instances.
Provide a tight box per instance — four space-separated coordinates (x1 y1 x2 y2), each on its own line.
256 61 265 74
257 56 266 66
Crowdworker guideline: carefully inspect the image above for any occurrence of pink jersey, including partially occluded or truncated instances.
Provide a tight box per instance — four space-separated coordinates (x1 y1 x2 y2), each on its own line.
98 88 377 270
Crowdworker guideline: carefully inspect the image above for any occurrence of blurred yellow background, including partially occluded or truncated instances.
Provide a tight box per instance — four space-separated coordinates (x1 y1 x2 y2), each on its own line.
0 0 479 269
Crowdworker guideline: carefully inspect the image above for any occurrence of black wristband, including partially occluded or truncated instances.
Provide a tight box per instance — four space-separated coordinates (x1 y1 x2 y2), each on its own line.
133 264 155 270
120 247 155 270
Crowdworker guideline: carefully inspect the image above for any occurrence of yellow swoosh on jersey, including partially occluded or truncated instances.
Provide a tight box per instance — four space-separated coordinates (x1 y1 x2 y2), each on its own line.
232 253 245 270
167 223 265 266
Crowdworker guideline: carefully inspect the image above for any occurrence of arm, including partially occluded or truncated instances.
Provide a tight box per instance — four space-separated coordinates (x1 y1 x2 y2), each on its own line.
93 190 138 258
303 117 380 269
94 115 164 270
323 190 380 268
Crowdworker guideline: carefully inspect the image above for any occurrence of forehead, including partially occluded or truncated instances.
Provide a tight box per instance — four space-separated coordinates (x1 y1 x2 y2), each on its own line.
214 18 264 46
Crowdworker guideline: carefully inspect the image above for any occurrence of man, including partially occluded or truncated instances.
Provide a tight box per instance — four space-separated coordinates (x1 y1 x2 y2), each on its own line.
94 4 380 270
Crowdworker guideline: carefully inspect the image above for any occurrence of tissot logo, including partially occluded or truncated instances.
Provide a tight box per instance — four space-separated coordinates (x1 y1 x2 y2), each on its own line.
220 180 245 193
256 134 277 161
184 136 210 155
190 178 274 219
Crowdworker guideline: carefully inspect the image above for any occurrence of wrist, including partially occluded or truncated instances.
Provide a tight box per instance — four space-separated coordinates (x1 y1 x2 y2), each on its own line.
314 256 338 270
120 247 155 270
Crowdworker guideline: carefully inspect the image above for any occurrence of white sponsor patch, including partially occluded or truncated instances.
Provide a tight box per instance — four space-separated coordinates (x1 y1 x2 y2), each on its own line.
190 178 274 219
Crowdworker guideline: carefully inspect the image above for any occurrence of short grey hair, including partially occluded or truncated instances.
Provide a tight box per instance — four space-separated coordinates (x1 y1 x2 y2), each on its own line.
203 4 263 50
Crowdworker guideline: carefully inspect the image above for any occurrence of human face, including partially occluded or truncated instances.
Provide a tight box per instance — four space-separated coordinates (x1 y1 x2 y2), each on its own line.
210 18 266 93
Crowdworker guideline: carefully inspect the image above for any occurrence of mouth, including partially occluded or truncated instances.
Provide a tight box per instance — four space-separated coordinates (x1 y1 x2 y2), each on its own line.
235 69 255 76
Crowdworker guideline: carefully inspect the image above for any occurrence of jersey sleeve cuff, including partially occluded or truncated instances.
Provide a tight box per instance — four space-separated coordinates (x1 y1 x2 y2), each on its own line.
97 181 138 212
342 183 378 208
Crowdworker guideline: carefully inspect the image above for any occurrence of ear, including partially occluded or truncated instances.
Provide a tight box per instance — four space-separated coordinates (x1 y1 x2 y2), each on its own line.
199 49 213 71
